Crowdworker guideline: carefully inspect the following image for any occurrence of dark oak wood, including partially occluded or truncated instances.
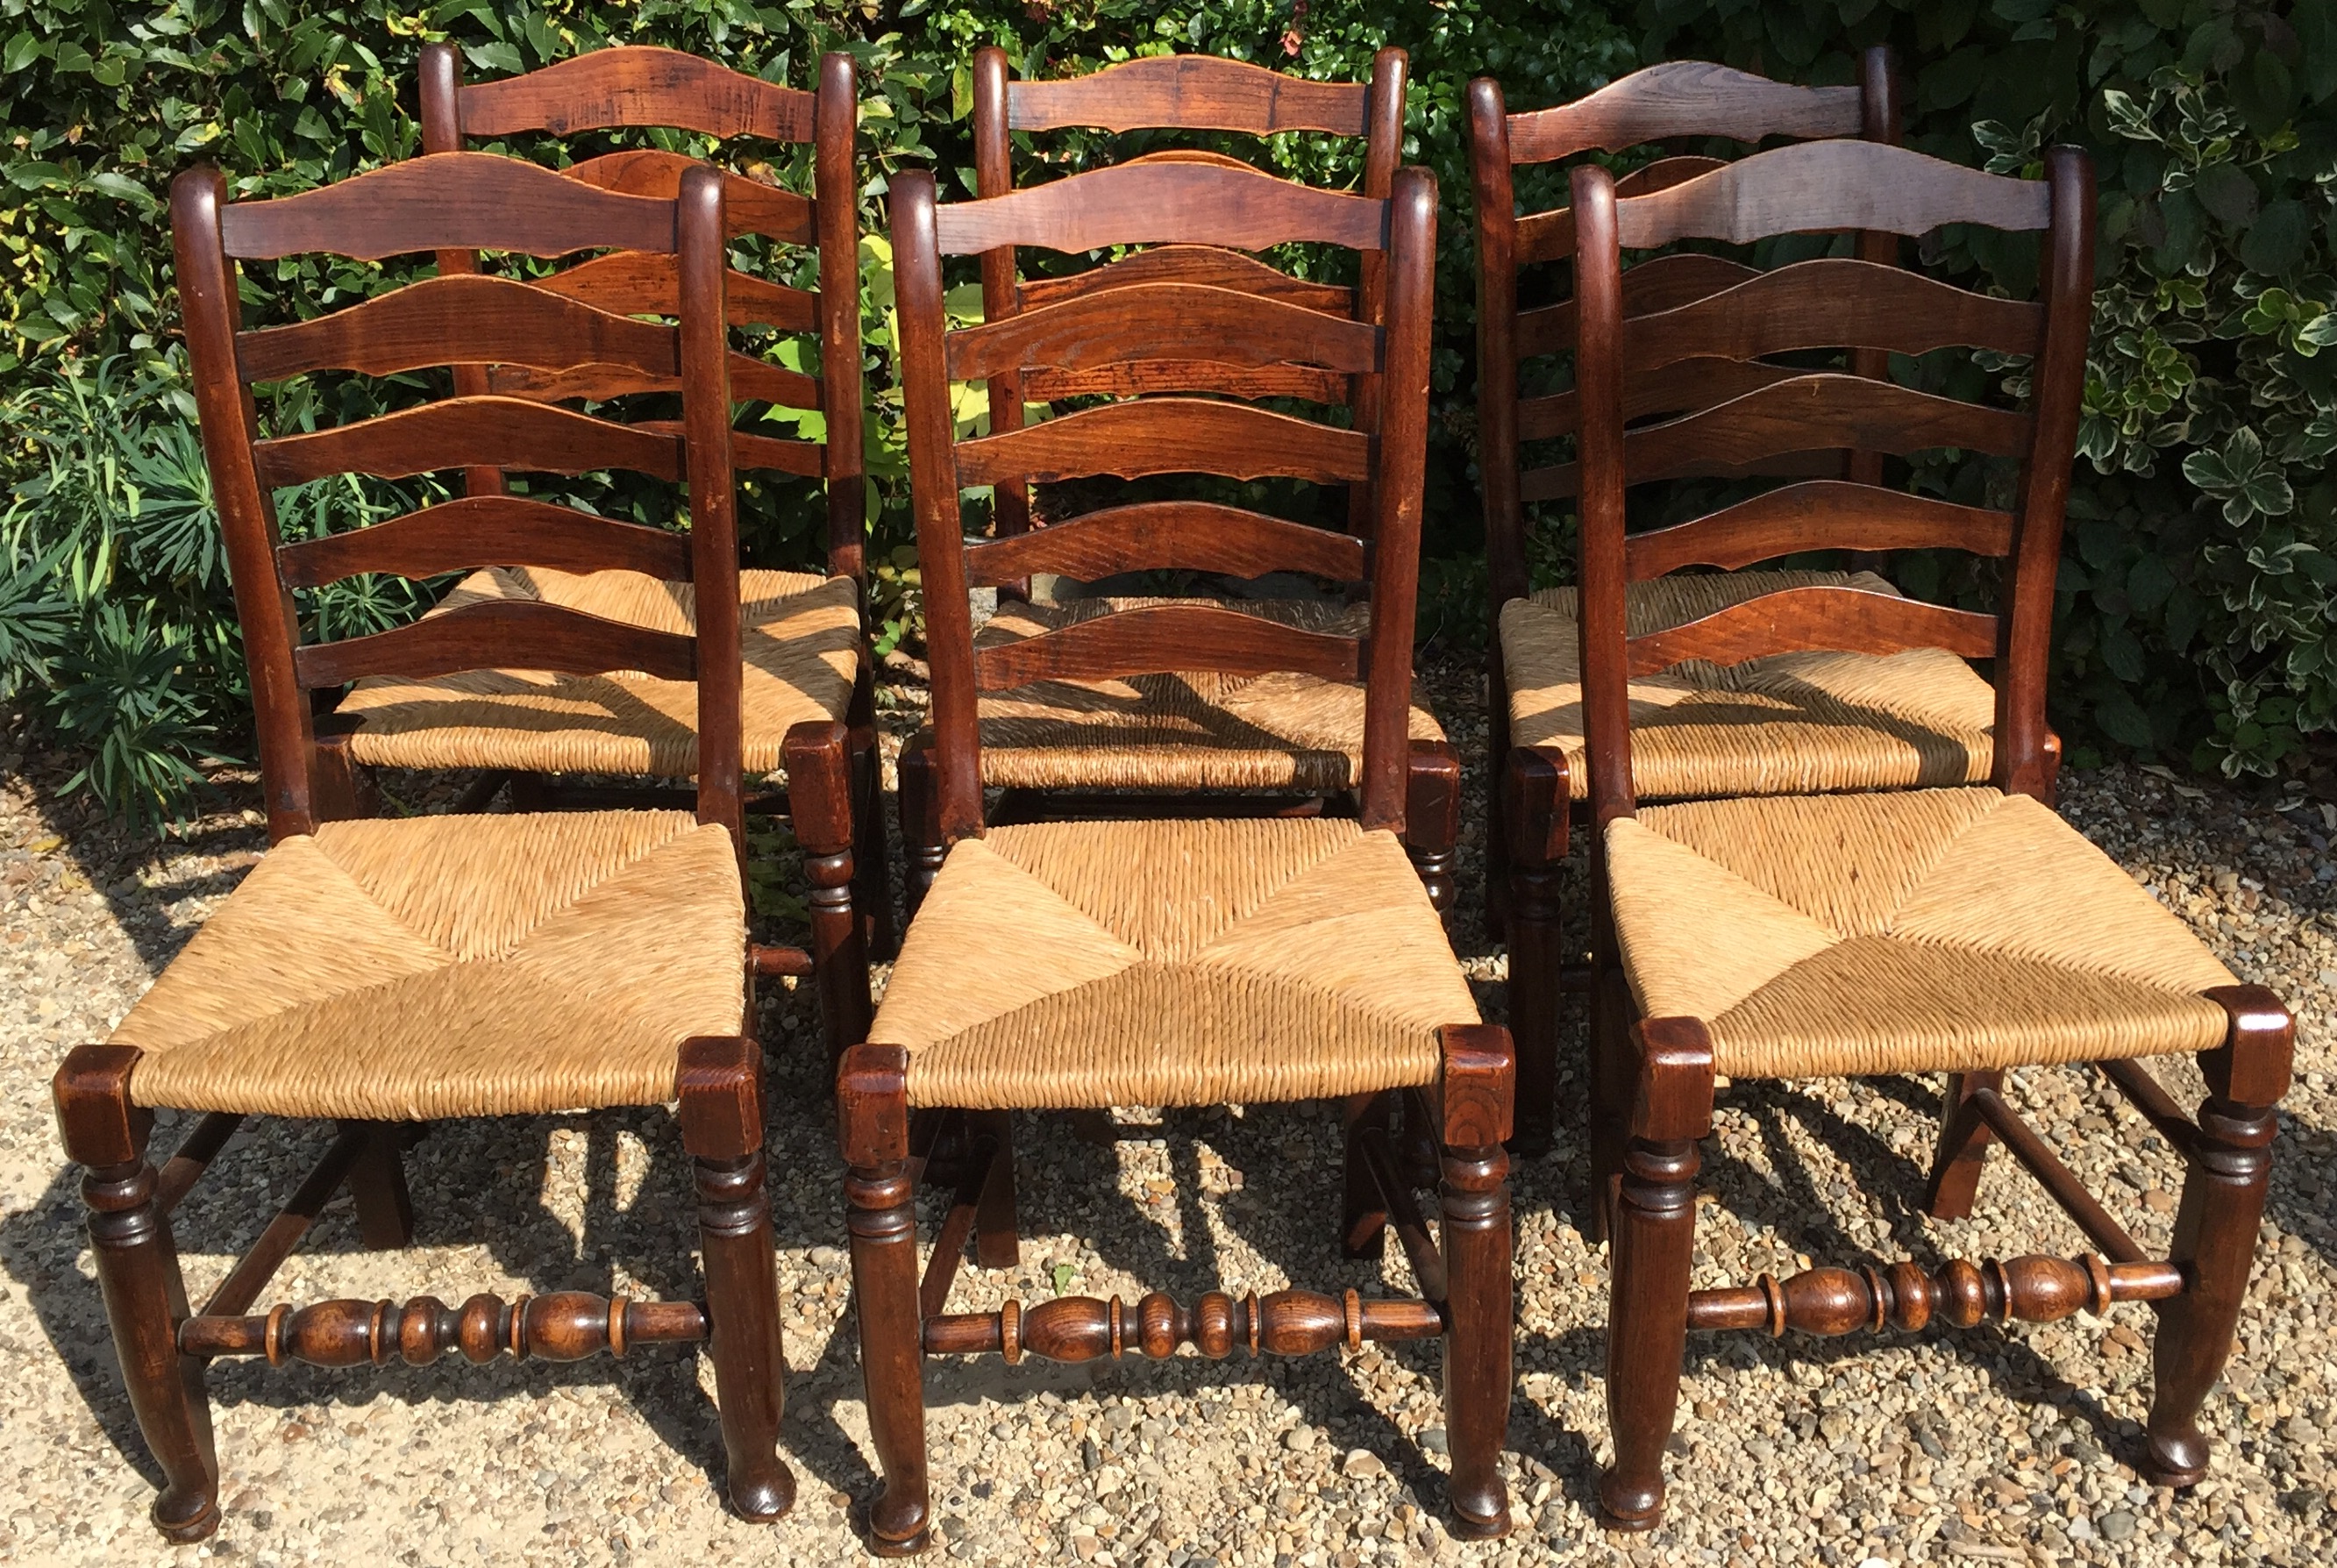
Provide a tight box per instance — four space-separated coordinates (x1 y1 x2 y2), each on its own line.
202 1124 371 1317
236 273 678 381
1018 245 1353 311
252 396 680 488
454 44 814 140
155 1112 244 1215
949 282 1380 380
783 719 873 1060
1614 139 2052 246
218 152 675 261
935 162 1387 256
1621 584 1999 675
1021 360 1347 403
1506 60 1862 166
1685 1254 2184 1336
973 604 1364 691
275 496 690 588
1621 373 2035 478
560 150 816 243
533 248 818 329
1008 53 1372 135
1626 257 2042 367
179 1292 708 1364
964 502 1366 586
290 599 696 689
956 399 1370 488
1624 482 2013 578
1514 253 1760 357
487 349 822 410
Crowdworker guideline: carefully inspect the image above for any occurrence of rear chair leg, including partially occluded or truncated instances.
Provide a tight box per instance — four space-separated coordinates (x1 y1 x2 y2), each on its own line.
847 668 898 960
679 1037 794 1522
1585 970 1634 1244
1437 1026 1515 1539
1923 1070 2001 1219
2144 988 2291 1486
1502 749 1567 1157
53 1045 219 1542
972 1109 1018 1269
344 1120 415 1249
1404 739 1461 921
1598 1020 1714 1534
896 744 946 922
786 721 873 1065
1341 1092 1394 1259
840 1046 930 1556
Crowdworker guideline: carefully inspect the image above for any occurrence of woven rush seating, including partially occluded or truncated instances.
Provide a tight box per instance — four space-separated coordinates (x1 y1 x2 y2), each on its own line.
1502 569 1997 800
1605 787 2233 1080
338 567 860 776
951 595 1445 791
110 811 747 1121
871 816 1474 1108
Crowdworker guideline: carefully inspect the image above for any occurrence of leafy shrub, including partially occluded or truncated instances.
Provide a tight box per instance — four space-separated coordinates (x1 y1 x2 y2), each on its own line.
1637 1 2337 776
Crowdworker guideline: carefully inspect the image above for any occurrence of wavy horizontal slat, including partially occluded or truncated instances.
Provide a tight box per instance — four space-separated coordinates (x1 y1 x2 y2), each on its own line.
1626 482 2015 578
294 599 697 688
1123 149 1271 172
1517 253 1757 356
1008 55 1369 136
276 496 691 588
218 153 674 261
1617 155 1728 197
1521 450 1842 505
963 502 1366 586
951 282 1379 380
236 274 677 383
1017 246 1351 312
532 250 817 330
1615 140 2052 247
254 397 680 487
459 46 813 140
975 604 1364 691
1519 360 1800 442
1515 158 1732 267
727 429 827 477
561 150 814 243
1624 584 1998 674
1626 374 2033 481
956 400 1369 488
1022 362 1350 403
1629 258 2043 370
936 164 1386 256
486 352 820 409
1507 61 1863 166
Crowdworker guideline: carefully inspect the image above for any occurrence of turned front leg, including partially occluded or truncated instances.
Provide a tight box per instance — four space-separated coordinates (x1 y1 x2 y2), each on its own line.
1436 1025 1515 1539
53 1046 220 1542
840 1046 930 1556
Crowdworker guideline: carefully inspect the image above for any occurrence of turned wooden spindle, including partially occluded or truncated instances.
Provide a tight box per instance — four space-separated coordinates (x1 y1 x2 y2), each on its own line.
1685 1254 2185 1336
176 1291 706 1365
922 1287 1442 1361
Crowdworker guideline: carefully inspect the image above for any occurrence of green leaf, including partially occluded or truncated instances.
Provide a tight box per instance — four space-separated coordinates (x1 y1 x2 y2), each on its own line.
2191 162 2257 227
2240 200 2311 278
4 32 45 72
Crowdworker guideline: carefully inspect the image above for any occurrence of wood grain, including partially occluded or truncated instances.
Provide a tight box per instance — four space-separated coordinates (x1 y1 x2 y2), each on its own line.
486 350 820 409
1623 373 2033 480
973 603 1364 690
948 282 1379 379
1514 158 1728 266
1623 583 1998 674
962 502 1365 585
531 249 818 330
217 153 675 261
1507 60 1863 165
1517 254 1760 357
560 150 815 244
1006 53 1369 136
457 44 813 140
274 495 690 587
954 400 1371 488
1624 482 2013 577
253 397 680 487
292 597 696 688
933 163 1386 257
1614 140 2052 246
234 273 676 382
1017 246 1351 312
1627 257 2043 368
1022 362 1348 403
1518 359 1800 443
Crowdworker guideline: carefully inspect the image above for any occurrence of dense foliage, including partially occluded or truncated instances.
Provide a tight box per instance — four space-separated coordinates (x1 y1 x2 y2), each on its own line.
2 0 2330 821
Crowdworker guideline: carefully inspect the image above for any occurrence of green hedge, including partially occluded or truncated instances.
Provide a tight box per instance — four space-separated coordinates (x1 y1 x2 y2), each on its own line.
3 0 2331 822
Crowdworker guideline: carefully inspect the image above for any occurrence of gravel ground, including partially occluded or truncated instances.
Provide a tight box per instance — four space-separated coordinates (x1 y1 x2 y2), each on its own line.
1 672 2332 1568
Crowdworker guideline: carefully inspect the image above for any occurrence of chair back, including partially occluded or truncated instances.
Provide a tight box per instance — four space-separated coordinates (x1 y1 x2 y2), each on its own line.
420 44 866 581
1568 139 2096 822
889 160 1438 845
971 47 1407 543
170 153 745 850
1469 50 1899 616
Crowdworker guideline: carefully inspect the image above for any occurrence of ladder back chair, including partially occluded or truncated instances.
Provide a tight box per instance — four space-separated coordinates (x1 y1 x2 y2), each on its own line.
377 43 888 1007
898 46 1463 919
839 159 1515 1556
1471 53 1936 1150
55 153 792 1542
1569 140 2294 1531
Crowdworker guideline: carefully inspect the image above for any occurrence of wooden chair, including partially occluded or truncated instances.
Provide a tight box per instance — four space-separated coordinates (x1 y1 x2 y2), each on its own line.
837 159 1514 1556
1471 52 1934 1150
355 43 889 1018
896 47 1464 919
57 153 793 1542
1567 139 2295 1530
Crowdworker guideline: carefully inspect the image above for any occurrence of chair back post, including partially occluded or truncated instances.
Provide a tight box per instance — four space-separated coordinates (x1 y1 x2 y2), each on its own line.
1845 44 1902 492
1345 46 1409 537
813 51 867 586
677 163 747 859
417 41 505 496
969 47 1033 563
1358 164 1436 831
888 171 986 845
1994 145 2097 803
1566 162 1633 830
170 167 317 839
1467 76 1527 617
